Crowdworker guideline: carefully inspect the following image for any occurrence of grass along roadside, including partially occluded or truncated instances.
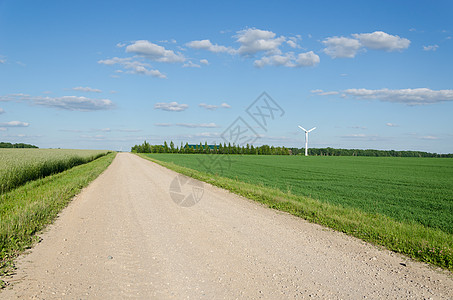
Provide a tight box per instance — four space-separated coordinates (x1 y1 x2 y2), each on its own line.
138 154 453 272
0 152 116 287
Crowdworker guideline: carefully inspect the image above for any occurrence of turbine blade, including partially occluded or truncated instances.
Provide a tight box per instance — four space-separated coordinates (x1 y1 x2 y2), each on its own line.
308 127 316 132
298 125 307 132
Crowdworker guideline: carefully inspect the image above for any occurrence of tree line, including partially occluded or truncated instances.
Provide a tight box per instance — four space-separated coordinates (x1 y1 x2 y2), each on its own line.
131 141 291 155
290 147 453 158
0 142 38 148
131 141 452 157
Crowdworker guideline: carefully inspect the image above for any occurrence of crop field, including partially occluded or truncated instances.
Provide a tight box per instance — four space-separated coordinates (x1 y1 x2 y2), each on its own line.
0 149 110 194
141 153 453 270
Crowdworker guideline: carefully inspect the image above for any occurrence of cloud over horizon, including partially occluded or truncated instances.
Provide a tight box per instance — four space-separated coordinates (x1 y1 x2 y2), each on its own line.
154 122 219 128
0 94 115 111
312 88 453 105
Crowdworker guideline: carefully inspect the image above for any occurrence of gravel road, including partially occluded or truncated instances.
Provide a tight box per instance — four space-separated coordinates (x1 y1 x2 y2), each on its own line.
2 152 452 299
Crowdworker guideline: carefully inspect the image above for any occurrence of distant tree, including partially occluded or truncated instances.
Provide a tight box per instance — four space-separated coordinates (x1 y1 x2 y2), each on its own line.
0 142 38 148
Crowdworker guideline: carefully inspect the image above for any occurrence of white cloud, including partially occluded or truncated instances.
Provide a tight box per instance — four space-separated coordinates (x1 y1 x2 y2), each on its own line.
420 135 438 140
116 128 141 132
159 39 177 44
199 103 218 110
0 121 29 127
349 125 367 130
98 57 166 78
340 134 383 141
199 102 232 110
423 45 439 51
72 86 102 93
126 40 185 63
200 59 209 65
295 51 320 67
0 108 4 114
182 61 201 68
235 28 285 56
2 133 42 138
311 89 339 96
177 132 221 139
286 40 298 48
80 134 106 140
59 129 83 132
323 31 410 58
352 31 410 51
386 123 399 127
34 96 114 111
342 134 367 138
286 35 301 49
254 51 320 68
154 101 188 112
313 88 453 105
0 59 5 64
0 94 114 111
186 39 236 54
322 36 362 58
176 123 219 128
254 53 294 68
0 127 6 131
155 123 219 128
342 88 453 105
116 42 126 48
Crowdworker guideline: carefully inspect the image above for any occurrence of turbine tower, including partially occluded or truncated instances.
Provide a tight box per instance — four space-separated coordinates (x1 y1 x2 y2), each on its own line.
298 125 316 156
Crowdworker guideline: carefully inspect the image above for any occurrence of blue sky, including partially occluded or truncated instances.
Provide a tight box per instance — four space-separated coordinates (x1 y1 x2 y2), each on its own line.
0 0 452 153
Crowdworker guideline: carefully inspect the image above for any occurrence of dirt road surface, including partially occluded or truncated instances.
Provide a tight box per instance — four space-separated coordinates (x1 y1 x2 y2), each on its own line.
2 153 452 299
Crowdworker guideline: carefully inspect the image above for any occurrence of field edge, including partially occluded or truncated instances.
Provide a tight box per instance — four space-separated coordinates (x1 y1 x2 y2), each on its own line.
137 153 453 273
0 152 117 288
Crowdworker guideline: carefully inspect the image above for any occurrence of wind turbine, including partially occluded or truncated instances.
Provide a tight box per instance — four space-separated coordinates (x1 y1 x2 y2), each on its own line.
298 126 316 156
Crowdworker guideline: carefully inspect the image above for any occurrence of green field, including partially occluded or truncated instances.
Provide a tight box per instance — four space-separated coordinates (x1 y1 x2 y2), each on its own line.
0 149 110 194
140 153 453 270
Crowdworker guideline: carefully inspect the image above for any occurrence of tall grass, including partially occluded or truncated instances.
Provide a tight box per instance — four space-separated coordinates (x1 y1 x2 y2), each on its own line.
0 149 109 194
